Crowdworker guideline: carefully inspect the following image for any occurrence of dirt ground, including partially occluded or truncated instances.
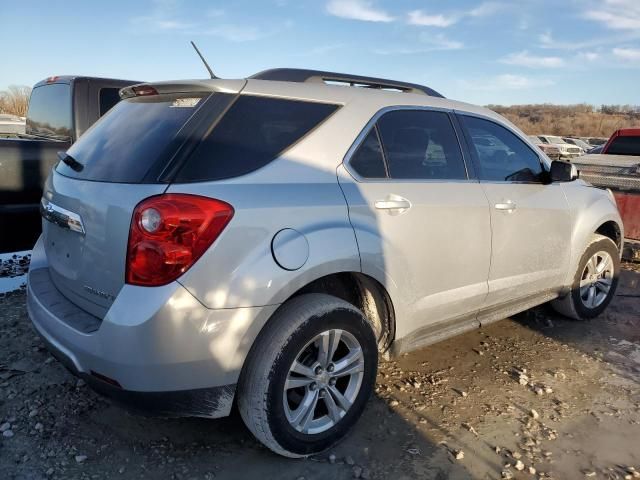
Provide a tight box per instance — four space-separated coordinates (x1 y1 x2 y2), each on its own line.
1 262 639 480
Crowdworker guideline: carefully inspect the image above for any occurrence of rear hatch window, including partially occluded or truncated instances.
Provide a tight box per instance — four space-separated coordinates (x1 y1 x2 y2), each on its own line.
607 136 640 156
56 93 210 183
26 83 72 141
173 95 339 182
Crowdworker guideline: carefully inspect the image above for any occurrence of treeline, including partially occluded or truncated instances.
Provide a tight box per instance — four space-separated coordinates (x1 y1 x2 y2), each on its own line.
0 86 31 117
487 103 640 138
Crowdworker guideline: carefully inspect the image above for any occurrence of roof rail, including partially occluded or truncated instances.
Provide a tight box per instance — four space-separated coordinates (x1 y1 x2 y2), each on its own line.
249 68 444 98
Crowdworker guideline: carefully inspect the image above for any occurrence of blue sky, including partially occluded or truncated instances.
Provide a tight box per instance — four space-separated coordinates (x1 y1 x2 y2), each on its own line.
2 0 639 105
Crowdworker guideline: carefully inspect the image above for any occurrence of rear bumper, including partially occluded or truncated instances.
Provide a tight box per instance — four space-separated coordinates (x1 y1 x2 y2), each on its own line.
27 237 279 418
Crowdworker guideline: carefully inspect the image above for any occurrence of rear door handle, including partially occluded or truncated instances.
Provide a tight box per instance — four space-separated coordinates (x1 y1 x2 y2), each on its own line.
375 196 411 211
494 201 517 212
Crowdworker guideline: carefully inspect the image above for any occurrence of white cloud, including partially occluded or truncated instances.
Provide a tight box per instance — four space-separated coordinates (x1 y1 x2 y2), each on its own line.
406 3 504 28
539 28 640 52
374 33 463 54
420 33 464 50
584 0 640 30
326 0 394 22
468 2 505 17
205 24 266 42
612 47 640 61
130 0 195 31
292 44 346 57
495 74 554 89
578 51 600 61
460 74 554 91
501 50 564 68
407 10 458 27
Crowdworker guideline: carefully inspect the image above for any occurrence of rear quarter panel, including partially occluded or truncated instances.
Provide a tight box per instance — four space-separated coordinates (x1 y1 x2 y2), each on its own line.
170 179 360 309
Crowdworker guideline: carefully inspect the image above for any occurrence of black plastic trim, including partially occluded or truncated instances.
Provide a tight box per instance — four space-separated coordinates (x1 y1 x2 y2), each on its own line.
250 68 445 98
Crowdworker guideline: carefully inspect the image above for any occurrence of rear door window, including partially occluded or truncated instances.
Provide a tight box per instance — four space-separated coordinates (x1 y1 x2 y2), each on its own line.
349 128 387 178
376 110 467 180
57 93 209 183
606 136 640 156
460 115 544 183
174 95 339 182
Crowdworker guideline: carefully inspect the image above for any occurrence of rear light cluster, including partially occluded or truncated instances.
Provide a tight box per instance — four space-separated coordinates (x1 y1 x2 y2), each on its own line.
126 194 234 286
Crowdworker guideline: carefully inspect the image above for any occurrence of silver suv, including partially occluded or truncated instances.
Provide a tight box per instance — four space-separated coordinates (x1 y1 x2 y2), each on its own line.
27 69 623 457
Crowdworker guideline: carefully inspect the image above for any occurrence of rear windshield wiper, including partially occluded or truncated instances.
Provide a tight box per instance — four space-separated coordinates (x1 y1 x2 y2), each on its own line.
57 151 83 172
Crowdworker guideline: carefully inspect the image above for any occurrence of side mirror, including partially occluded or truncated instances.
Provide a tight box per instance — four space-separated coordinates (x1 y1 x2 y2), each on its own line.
550 160 578 182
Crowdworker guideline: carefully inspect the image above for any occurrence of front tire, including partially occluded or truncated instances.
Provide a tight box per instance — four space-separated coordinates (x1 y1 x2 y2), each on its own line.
238 293 378 457
552 234 619 320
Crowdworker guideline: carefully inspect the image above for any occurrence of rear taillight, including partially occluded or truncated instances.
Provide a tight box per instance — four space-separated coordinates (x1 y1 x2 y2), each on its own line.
126 194 234 286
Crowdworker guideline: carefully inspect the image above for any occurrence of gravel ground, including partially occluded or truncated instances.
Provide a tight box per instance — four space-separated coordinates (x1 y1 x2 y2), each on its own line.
0 263 639 480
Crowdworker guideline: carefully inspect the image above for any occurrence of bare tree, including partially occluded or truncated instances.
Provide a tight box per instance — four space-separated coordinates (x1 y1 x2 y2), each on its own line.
0 85 32 117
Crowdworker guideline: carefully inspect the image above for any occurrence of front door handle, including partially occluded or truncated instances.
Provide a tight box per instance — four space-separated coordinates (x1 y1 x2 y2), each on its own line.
494 201 517 212
375 195 412 212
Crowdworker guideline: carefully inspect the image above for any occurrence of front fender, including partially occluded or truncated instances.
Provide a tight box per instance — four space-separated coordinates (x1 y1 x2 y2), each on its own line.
562 182 623 286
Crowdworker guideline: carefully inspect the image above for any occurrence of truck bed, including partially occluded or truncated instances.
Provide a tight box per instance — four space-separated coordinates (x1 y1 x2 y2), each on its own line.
0 136 69 252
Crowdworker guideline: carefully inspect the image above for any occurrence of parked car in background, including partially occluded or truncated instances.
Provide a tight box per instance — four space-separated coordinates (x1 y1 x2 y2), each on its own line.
27 68 623 458
537 135 582 160
0 76 138 253
0 114 25 136
528 135 561 160
588 144 604 154
563 137 590 154
588 137 608 146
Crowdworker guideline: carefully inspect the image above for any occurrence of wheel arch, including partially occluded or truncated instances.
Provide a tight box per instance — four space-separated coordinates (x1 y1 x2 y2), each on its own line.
288 272 396 353
595 220 623 252
249 271 396 355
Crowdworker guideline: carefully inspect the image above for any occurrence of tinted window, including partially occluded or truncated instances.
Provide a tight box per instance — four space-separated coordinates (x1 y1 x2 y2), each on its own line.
99 88 122 116
376 110 466 180
606 136 640 156
25 84 72 140
58 93 208 182
175 96 339 182
350 128 386 178
461 115 543 182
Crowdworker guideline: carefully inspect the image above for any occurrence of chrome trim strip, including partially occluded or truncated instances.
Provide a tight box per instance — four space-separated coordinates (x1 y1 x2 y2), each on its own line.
40 198 85 235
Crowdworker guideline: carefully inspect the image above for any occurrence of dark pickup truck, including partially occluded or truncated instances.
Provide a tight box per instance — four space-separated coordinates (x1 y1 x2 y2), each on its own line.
0 76 138 252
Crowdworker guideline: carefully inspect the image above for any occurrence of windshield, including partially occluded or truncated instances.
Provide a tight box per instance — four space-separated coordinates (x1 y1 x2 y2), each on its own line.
546 136 566 144
25 83 72 140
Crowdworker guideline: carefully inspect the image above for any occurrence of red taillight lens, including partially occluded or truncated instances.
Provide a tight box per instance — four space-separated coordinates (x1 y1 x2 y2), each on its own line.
126 194 234 286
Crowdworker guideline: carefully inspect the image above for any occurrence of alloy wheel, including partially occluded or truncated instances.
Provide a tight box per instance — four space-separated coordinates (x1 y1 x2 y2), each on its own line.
283 329 365 435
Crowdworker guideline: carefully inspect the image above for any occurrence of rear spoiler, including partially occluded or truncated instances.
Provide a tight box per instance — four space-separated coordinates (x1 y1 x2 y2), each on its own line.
119 79 247 99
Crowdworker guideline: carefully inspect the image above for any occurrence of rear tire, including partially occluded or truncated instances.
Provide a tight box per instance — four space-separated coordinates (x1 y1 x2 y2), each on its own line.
552 234 619 320
237 293 378 457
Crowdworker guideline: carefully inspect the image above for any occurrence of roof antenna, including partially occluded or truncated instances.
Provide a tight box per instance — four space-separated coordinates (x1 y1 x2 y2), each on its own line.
190 41 217 79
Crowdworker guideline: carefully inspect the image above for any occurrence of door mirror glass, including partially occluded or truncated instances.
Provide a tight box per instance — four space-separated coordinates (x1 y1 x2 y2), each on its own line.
550 160 578 182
